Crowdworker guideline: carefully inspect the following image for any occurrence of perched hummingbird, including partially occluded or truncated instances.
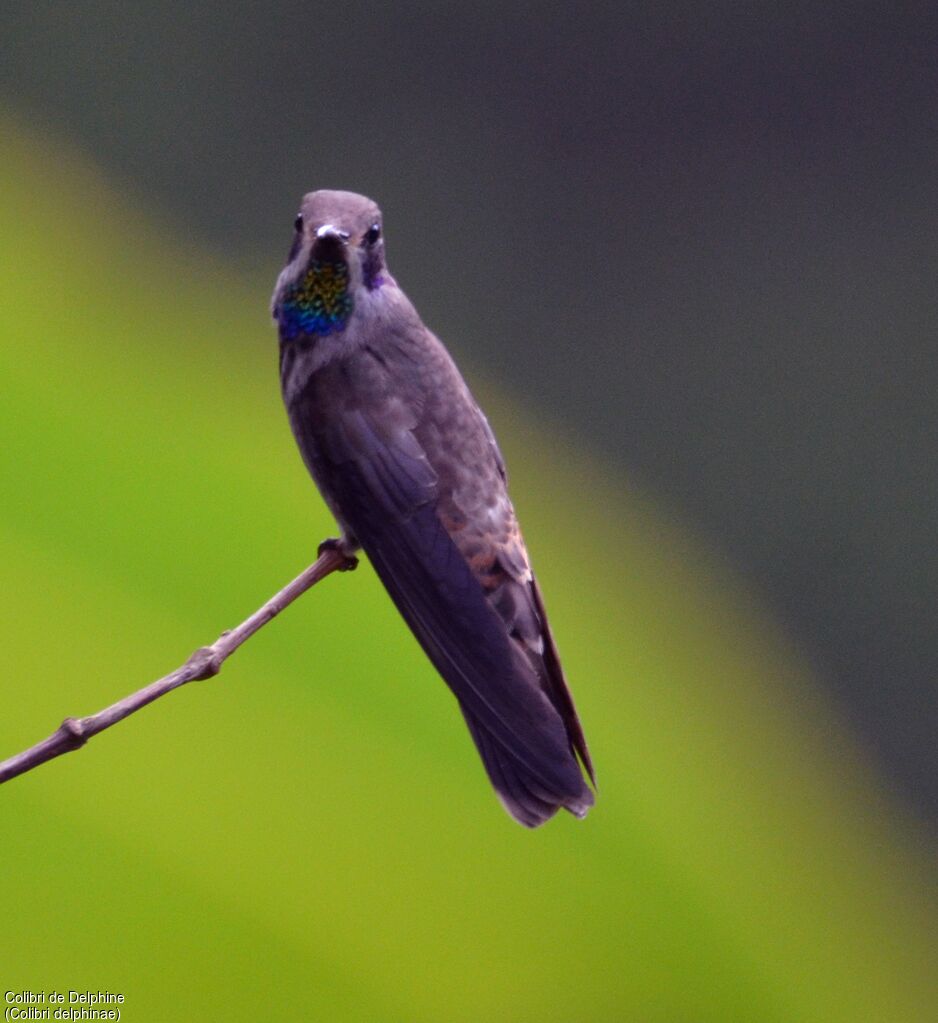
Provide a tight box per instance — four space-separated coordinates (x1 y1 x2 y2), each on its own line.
272 190 594 826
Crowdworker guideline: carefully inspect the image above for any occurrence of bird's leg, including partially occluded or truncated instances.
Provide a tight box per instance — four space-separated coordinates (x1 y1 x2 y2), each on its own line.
318 537 359 571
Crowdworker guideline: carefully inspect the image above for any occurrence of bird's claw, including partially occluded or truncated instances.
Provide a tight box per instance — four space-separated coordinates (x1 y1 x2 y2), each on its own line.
318 537 359 571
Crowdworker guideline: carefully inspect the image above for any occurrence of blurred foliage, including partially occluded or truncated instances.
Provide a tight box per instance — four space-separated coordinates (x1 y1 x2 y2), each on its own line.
1 119 935 1021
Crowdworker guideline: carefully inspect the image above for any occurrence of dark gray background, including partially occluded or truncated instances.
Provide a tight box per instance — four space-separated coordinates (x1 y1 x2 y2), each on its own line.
2 2 935 823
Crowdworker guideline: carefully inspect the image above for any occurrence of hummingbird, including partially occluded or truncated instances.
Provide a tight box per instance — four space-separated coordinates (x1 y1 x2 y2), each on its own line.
272 190 595 826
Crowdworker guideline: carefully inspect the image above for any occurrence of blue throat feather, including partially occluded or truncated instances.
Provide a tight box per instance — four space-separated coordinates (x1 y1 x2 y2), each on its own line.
279 259 353 339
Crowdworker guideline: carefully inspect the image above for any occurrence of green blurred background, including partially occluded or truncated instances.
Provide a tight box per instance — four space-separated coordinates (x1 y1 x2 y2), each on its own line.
1 5 936 1021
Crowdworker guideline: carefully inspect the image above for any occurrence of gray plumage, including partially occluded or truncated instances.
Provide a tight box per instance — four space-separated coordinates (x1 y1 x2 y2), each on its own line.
272 190 594 826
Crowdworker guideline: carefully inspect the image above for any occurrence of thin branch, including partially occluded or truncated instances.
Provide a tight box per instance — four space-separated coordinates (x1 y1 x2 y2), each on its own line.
0 545 357 785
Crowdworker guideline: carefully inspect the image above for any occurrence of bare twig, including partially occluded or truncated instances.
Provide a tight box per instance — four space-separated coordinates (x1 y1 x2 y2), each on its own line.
0 545 357 784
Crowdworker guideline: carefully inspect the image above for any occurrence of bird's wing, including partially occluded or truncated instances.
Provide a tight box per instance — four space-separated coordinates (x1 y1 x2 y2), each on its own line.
429 398 595 787
438 459 596 788
291 365 592 824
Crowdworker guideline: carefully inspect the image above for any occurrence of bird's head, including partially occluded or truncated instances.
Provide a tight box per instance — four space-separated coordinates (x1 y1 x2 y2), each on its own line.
272 190 388 340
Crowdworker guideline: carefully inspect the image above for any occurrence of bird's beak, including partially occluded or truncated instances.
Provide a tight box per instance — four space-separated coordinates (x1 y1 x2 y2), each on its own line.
315 223 350 242
312 223 350 261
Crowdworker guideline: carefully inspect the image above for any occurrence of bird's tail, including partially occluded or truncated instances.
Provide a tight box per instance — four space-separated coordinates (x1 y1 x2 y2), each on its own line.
461 709 594 828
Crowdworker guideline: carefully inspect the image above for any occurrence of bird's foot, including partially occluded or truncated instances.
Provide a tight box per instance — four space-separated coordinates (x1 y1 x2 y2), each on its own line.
318 537 359 572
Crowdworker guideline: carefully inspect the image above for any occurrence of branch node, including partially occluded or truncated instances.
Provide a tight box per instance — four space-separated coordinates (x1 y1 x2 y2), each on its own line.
60 717 87 750
185 646 222 680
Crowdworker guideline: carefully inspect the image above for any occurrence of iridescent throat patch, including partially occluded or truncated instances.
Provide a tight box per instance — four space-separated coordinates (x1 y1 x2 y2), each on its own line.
279 259 353 339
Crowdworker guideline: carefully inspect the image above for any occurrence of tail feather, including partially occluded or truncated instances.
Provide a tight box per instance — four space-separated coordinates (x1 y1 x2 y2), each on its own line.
462 708 594 828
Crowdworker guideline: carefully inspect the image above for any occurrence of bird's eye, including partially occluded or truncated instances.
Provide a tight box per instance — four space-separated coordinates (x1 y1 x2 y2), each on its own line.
364 223 381 246
294 214 303 232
